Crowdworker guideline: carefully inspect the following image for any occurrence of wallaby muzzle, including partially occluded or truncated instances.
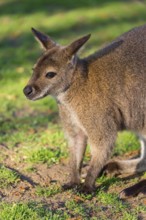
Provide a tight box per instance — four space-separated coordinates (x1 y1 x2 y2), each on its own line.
23 85 34 99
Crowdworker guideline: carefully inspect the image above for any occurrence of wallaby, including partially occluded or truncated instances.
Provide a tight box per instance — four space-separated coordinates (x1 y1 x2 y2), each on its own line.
23 24 146 194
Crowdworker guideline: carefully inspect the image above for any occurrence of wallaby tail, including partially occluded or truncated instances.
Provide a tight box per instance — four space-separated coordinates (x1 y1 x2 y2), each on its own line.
104 135 146 176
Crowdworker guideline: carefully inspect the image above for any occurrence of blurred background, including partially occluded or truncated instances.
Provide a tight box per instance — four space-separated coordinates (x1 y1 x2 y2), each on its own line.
1 0 146 218
0 0 146 155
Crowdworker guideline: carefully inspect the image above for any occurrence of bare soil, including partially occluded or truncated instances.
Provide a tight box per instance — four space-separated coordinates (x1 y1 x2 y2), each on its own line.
0 143 146 219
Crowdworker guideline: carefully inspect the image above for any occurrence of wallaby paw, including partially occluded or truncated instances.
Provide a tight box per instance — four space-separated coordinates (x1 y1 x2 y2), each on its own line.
78 184 95 194
62 182 79 190
119 180 146 199
103 160 121 176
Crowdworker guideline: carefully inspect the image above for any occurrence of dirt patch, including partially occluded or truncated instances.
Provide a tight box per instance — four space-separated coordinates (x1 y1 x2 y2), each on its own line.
0 145 146 219
0 145 70 203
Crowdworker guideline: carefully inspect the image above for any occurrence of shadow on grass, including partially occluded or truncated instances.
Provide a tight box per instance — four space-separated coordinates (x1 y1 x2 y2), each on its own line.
1 8 146 81
3 164 38 186
0 108 59 144
0 0 128 16
96 172 145 196
0 109 58 127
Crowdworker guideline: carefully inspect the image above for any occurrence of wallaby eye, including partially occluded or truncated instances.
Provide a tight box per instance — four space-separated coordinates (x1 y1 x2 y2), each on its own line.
46 72 57 79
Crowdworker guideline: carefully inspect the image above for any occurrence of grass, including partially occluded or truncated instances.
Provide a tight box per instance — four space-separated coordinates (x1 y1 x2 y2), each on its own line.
0 165 20 188
29 147 66 165
0 202 69 220
97 191 137 220
114 131 140 155
35 185 61 197
0 199 143 220
0 0 146 219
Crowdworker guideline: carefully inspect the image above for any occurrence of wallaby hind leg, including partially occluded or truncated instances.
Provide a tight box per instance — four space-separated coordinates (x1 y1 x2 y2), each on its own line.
59 105 87 189
104 135 146 176
82 142 115 193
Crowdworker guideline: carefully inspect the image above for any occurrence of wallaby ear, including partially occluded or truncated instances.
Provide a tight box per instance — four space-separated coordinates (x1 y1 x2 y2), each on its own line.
31 27 56 50
65 34 91 56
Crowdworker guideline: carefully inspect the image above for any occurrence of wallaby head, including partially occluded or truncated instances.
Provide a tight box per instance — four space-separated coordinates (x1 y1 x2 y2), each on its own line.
23 28 90 100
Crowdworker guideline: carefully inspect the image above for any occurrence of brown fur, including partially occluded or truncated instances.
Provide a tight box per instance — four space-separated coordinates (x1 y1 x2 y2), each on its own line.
23 25 146 193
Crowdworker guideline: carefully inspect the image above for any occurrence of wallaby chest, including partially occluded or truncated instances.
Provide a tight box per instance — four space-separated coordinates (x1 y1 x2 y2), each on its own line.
57 93 87 133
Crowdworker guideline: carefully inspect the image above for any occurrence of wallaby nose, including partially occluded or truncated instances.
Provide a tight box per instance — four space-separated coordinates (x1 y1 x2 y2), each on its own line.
23 85 33 96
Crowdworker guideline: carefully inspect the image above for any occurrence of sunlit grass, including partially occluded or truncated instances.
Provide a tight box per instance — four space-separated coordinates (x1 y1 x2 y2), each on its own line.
0 202 69 220
0 165 20 188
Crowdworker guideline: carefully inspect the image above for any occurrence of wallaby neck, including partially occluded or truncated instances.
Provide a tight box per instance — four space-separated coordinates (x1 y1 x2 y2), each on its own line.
57 57 88 104
73 57 88 82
